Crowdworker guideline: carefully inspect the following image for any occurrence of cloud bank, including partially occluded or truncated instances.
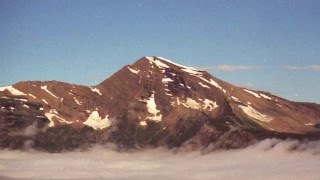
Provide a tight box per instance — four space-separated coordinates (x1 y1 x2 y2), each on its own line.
284 65 320 70
203 65 262 71
0 139 320 179
202 65 320 72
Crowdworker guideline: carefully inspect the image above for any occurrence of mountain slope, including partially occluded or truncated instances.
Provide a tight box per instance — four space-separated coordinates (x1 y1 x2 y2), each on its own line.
1 56 320 151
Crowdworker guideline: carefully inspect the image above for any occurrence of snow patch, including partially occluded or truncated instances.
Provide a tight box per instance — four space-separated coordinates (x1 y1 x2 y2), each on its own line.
238 105 272 122
202 99 219 111
269 127 276 131
142 92 162 122
74 97 82 105
152 59 170 69
0 86 26 96
148 56 203 75
83 111 111 130
181 68 202 75
179 98 219 111
162 76 174 97
23 104 30 109
145 57 154 64
162 78 174 83
168 72 176 76
14 98 27 102
127 67 140 74
155 56 202 75
45 109 72 127
139 121 147 126
90 87 102 95
41 85 59 98
196 76 226 93
147 57 170 70
28 94 36 99
199 82 210 89
231 96 241 102
182 98 202 109
42 99 48 104
209 79 226 93
260 93 272 100
244 89 261 98
51 109 58 114
305 123 314 126
43 113 57 127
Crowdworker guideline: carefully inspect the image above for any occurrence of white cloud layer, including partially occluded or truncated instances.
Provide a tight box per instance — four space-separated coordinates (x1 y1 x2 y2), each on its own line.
204 65 262 71
1 139 320 179
284 65 320 70
202 65 320 71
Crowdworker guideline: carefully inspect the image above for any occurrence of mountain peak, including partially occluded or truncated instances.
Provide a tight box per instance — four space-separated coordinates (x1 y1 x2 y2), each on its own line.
132 56 205 77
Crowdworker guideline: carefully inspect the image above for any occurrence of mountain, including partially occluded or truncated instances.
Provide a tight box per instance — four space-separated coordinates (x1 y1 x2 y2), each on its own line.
1 56 320 152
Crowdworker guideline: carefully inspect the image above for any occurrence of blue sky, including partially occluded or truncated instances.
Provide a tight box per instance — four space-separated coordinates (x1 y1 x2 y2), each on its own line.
1 0 319 103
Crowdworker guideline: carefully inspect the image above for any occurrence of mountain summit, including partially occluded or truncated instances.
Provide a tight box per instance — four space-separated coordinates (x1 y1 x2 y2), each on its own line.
1 56 320 151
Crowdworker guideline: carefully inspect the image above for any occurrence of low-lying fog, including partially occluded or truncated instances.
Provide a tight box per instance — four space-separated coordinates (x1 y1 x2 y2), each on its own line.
1 139 320 180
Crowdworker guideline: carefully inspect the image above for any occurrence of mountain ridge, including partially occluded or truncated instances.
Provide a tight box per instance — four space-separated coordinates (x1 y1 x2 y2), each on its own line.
1 56 320 152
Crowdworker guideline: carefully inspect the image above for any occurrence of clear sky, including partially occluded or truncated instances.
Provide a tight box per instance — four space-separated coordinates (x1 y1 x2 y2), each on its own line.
1 0 319 103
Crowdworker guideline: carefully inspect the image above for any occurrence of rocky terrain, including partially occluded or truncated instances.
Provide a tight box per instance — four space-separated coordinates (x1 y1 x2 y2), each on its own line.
1 56 320 152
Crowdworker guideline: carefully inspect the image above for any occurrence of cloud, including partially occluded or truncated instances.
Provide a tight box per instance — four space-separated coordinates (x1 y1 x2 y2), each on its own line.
0 139 320 179
203 65 262 71
284 65 320 70
201 65 320 71
239 82 255 89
